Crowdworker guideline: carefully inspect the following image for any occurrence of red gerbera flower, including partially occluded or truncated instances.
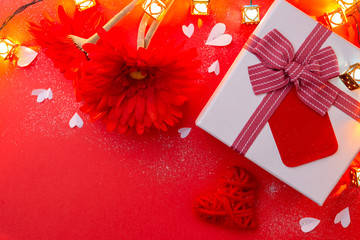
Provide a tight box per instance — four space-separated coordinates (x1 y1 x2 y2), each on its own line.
29 5 106 99
77 29 200 135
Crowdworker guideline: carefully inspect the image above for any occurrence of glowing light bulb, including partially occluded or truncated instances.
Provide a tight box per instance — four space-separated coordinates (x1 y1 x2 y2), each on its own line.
332 13 343 24
194 3 207 13
0 42 9 57
354 68 360 80
246 9 259 20
74 0 96 11
325 8 347 29
191 0 210 15
337 0 357 10
0 38 19 60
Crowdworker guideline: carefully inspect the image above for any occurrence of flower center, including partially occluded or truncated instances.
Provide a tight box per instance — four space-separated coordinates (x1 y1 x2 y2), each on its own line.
129 70 148 80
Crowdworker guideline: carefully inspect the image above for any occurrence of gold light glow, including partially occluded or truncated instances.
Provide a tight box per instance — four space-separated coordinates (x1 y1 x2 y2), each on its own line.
339 63 360 90
351 167 360 187
142 0 167 20
74 0 96 11
0 38 19 61
191 0 210 15
324 7 347 29
241 5 260 24
337 0 358 11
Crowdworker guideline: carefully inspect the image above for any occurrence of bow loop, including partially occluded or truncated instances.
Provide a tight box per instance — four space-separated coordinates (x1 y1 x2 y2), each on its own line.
251 29 295 70
306 46 339 81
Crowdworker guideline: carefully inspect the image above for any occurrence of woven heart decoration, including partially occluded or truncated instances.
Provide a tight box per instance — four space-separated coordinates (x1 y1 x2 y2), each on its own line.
193 166 257 229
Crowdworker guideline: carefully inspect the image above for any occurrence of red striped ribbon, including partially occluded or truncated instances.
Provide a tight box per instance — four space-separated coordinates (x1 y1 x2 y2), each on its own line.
232 23 360 155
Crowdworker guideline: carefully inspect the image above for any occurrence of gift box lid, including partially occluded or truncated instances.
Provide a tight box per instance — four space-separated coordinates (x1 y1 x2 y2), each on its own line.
196 0 360 206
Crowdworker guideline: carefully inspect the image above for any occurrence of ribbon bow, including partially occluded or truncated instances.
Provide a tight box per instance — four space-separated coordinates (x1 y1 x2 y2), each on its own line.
246 28 340 116
232 24 360 155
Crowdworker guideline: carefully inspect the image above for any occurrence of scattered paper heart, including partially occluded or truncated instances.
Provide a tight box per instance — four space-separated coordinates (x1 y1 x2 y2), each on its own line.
69 113 84 129
182 24 195 38
299 217 320 233
31 88 53 103
208 60 220 75
334 207 351 228
31 89 46 96
205 23 232 46
178 128 192 138
16 46 38 67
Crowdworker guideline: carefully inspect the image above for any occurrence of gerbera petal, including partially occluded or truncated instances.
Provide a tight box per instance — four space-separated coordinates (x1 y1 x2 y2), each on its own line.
29 4 107 98
135 95 146 123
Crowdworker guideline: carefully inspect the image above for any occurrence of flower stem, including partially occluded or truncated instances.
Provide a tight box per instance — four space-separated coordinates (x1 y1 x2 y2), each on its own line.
143 0 175 49
69 0 144 50
137 13 151 49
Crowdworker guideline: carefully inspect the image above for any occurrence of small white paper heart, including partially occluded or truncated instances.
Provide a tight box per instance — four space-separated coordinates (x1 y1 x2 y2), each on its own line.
206 23 232 46
32 88 53 103
31 89 46 96
299 217 320 233
182 23 195 38
178 128 192 138
208 60 220 75
37 91 47 103
334 207 351 228
45 88 53 100
69 113 84 129
16 46 38 67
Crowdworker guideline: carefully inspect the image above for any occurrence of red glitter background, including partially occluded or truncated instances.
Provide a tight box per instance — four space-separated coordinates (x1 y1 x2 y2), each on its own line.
0 0 359 239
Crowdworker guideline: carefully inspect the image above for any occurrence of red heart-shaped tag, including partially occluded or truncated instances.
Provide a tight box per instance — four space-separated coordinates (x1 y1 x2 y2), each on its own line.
194 166 257 229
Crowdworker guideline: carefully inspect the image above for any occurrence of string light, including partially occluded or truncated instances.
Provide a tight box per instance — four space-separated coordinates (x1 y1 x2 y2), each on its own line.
323 7 348 29
142 0 167 20
337 0 358 11
0 38 19 60
191 0 210 16
350 167 360 187
0 0 43 61
241 0 260 24
339 63 360 90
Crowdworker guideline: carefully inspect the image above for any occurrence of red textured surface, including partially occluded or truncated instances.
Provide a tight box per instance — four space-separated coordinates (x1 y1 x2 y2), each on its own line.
193 167 256 229
0 0 359 240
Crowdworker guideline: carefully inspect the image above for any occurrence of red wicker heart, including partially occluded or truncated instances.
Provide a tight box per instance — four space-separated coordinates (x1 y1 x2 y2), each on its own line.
193 166 257 229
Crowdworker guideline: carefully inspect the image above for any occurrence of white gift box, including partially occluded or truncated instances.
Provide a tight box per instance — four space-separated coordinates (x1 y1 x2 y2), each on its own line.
196 0 360 205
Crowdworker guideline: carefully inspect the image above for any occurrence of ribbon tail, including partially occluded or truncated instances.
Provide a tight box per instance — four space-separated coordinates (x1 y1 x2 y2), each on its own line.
232 85 293 155
331 84 360 121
